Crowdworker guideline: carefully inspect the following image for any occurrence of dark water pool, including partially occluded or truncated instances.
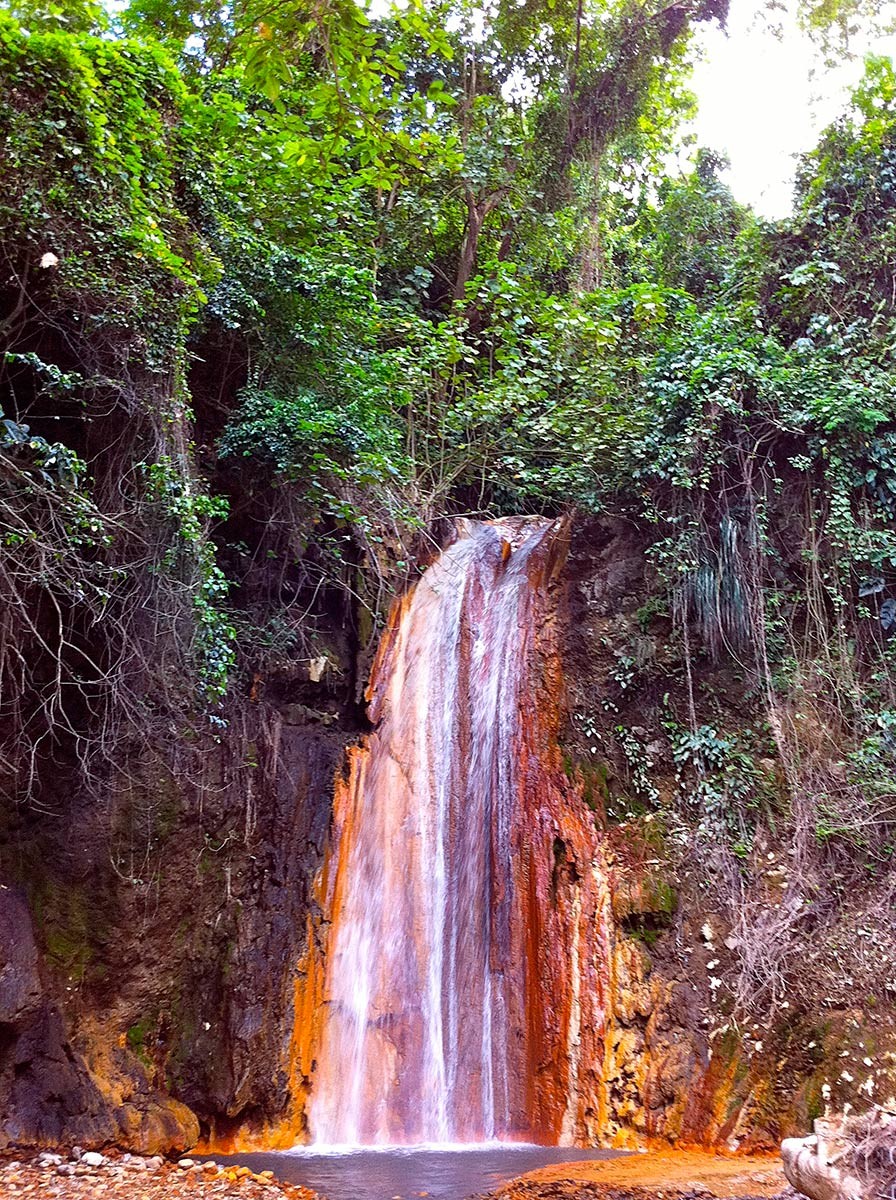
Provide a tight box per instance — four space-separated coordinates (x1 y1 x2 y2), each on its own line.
208 1145 623 1200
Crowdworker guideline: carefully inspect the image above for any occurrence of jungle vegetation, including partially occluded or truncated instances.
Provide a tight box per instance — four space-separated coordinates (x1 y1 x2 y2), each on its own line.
2 0 896 1031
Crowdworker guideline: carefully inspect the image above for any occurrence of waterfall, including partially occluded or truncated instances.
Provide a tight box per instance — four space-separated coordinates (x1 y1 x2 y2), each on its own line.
308 518 610 1148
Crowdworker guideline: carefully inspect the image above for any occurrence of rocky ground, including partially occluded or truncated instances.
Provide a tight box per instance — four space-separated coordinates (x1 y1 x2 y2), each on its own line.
0 1149 316 1199
478 1152 796 1200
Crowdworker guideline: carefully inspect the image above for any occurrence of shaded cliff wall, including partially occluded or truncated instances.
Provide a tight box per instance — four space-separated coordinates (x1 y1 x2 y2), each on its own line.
0 655 351 1152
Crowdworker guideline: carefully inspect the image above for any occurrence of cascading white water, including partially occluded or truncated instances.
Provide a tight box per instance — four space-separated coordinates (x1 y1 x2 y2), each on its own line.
310 519 553 1146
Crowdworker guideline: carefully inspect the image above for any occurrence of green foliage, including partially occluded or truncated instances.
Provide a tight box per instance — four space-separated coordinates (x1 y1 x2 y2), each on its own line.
0 412 84 490
219 383 407 502
0 11 219 326
4 0 896 894
144 457 236 699
0 15 245 798
615 725 661 806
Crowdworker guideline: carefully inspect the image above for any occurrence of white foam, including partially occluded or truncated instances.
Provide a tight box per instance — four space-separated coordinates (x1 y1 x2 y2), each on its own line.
287 1141 546 1157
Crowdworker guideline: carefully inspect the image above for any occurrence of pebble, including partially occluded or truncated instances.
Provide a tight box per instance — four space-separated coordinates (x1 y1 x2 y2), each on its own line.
0 1151 318 1200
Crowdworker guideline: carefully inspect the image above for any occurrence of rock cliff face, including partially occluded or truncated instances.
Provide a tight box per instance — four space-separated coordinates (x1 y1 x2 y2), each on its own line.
0 660 350 1151
562 514 896 1150
1 512 893 1152
0 887 121 1148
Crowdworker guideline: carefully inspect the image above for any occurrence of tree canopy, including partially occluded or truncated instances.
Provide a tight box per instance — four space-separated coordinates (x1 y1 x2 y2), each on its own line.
4 0 896 874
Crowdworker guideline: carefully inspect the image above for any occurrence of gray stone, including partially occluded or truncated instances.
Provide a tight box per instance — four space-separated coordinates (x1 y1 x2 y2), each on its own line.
781 1134 864 1200
0 893 43 1026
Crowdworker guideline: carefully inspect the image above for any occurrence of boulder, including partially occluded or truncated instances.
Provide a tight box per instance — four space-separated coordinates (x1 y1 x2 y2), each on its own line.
0 889 119 1149
0 888 199 1154
782 1126 865 1200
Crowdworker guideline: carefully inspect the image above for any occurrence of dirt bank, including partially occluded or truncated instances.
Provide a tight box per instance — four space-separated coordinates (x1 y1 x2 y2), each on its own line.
487 1151 792 1200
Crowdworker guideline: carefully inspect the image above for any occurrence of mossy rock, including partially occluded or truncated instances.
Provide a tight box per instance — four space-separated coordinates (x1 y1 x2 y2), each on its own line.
30 877 94 982
612 872 678 923
127 1017 155 1069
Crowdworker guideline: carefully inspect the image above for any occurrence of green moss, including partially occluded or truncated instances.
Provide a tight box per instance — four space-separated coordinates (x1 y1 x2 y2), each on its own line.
153 775 183 841
580 760 610 812
715 1025 742 1067
173 916 194 948
30 878 94 983
110 763 186 859
127 1017 154 1069
44 925 91 978
614 868 677 923
626 924 662 946
198 849 226 878
645 875 677 914
732 1054 751 1090
803 1077 825 1123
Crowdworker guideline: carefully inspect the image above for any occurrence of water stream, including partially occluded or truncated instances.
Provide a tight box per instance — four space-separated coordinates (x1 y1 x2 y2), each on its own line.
312 520 550 1144
307 516 611 1147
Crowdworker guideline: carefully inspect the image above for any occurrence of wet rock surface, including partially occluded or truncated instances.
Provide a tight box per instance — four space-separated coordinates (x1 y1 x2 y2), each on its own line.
304 519 611 1144
560 515 896 1148
0 709 347 1151
0 1150 316 1199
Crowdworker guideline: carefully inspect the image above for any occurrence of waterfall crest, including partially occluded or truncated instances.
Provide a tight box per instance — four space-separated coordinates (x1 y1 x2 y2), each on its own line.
309 518 610 1147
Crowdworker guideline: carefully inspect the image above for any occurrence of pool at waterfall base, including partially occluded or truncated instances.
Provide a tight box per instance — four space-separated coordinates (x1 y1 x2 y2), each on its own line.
206 1144 626 1200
